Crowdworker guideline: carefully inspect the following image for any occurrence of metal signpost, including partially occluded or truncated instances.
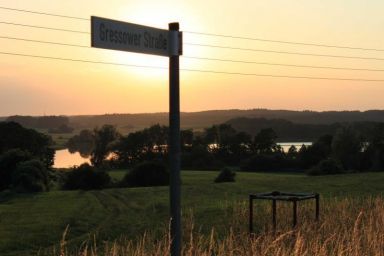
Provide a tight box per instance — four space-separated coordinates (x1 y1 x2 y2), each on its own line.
91 16 182 256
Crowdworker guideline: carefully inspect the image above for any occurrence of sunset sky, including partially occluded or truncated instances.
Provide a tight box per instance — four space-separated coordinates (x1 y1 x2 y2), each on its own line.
1 0 384 116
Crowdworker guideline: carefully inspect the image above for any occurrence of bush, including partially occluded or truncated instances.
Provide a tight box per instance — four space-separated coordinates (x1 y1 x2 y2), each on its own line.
121 161 169 187
12 159 49 192
181 145 223 170
214 167 236 183
63 163 111 190
307 158 344 176
241 153 289 172
0 121 55 168
0 149 32 190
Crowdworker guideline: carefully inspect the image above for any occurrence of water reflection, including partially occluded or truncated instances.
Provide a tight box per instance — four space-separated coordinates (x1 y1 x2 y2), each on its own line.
278 142 312 152
54 149 90 168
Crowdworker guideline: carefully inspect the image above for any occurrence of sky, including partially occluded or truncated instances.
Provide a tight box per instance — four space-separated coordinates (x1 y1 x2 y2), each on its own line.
1 0 384 116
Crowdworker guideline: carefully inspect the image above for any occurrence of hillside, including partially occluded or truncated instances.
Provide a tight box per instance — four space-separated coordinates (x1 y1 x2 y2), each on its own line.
67 109 384 133
3 109 384 135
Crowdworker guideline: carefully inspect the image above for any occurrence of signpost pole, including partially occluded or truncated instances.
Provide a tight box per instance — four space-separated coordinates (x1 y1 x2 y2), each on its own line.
91 16 182 256
169 22 181 256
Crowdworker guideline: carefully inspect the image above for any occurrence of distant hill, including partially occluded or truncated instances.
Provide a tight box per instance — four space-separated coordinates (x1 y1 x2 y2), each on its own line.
68 109 384 133
3 109 384 135
6 115 69 129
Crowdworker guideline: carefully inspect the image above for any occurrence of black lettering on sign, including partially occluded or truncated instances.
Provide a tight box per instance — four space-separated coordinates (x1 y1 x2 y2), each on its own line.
99 23 106 41
143 31 167 50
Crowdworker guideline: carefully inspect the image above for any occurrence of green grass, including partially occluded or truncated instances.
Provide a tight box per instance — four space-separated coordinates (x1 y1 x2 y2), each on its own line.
1 171 384 255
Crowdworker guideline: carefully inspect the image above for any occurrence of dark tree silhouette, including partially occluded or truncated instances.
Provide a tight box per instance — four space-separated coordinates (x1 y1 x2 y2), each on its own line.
67 129 95 157
12 159 50 192
63 163 111 190
203 124 251 165
252 128 278 154
91 125 120 168
0 122 54 168
0 149 32 190
331 126 362 170
363 123 384 171
298 134 333 169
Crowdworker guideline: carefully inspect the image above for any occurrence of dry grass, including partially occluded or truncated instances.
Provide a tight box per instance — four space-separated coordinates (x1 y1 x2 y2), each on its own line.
45 196 384 256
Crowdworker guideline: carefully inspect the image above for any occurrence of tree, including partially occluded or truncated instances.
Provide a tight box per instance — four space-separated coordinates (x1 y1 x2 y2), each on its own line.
0 149 32 190
287 145 298 157
331 126 362 170
67 129 95 157
146 124 168 154
181 129 194 152
114 124 170 168
252 128 278 154
12 159 50 192
203 124 251 165
91 125 120 168
363 123 384 171
181 144 222 170
0 150 51 192
0 122 54 168
298 134 333 169
115 130 147 167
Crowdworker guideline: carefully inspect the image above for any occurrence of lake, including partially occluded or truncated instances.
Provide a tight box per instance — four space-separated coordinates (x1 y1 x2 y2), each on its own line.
54 149 90 168
278 142 312 152
54 142 312 169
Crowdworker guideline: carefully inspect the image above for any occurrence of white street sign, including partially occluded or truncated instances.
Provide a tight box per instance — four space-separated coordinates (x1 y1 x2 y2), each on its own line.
91 16 180 57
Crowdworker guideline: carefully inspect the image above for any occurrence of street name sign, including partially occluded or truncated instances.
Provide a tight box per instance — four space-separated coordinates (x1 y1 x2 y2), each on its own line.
91 17 183 256
91 16 180 57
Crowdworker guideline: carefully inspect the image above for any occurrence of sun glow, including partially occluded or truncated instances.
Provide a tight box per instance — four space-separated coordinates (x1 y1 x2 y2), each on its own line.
100 1 207 83
96 3 176 81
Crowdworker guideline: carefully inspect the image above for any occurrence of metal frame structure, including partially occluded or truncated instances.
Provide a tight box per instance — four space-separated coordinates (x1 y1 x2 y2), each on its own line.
249 191 319 233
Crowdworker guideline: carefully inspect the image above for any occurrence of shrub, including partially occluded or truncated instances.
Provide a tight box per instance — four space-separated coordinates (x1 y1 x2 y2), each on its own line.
241 153 288 172
0 149 32 190
181 145 223 170
214 167 236 183
12 159 49 192
63 163 111 190
307 158 344 176
121 161 169 187
0 121 55 168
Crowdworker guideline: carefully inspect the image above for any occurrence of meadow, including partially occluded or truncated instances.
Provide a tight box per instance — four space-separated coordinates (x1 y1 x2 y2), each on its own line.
0 171 384 255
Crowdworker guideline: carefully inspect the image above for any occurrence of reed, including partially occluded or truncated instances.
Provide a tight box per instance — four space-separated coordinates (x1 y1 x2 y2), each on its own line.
44 196 384 256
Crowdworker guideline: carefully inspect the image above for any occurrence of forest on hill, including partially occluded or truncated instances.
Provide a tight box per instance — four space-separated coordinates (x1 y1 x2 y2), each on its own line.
6 109 384 131
5 109 384 140
226 117 381 141
68 109 384 131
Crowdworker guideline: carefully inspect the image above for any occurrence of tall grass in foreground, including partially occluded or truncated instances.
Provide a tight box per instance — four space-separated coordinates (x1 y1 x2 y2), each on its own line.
46 196 384 256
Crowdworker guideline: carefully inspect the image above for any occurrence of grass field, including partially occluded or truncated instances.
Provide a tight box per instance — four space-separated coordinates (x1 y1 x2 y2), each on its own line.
1 171 384 255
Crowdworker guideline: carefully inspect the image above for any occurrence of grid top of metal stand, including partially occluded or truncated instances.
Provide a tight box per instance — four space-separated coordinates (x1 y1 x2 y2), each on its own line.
250 191 319 201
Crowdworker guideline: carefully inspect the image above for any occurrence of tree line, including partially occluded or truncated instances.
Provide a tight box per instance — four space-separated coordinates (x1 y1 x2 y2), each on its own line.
1 120 384 193
68 122 384 174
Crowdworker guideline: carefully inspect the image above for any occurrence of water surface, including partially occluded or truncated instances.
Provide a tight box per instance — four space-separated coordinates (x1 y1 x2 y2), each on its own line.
54 149 90 168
